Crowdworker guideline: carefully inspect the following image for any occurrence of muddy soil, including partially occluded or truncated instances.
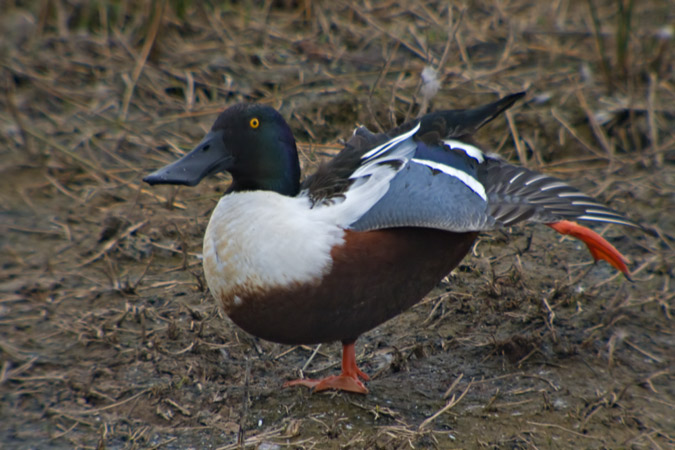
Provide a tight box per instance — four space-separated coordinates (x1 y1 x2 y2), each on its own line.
1 1 673 449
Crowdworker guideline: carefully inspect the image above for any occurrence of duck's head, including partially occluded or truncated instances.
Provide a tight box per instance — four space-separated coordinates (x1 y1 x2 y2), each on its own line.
144 103 301 196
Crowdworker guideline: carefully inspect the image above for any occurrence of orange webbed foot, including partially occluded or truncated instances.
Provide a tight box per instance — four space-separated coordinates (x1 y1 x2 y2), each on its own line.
283 341 369 394
284 374 368 394
547 220 631 280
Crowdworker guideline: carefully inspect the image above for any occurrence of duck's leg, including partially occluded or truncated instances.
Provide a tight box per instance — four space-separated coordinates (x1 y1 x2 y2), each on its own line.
283 341 369 394
547 220 631 279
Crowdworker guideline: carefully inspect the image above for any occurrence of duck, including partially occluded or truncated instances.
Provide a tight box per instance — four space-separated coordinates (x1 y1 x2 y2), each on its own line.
143 92 638 394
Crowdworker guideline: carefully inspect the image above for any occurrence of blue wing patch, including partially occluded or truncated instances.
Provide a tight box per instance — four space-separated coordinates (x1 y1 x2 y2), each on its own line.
349 142 494 232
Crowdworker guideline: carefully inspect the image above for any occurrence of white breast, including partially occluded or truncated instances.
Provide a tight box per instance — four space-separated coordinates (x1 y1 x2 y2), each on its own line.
202 191 345 310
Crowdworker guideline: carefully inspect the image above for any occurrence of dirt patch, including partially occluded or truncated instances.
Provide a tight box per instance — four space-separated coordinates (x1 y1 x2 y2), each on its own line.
1 1 673 449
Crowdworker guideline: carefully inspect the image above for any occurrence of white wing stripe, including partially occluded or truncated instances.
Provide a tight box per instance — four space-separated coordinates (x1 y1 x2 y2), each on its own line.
540 182 568 191
571 200 605 207
524 174 548 185
509 171 525 184
362 122 421 160
575 215 637 227
557 192 587 198
412 158 487 201
443 140 485 163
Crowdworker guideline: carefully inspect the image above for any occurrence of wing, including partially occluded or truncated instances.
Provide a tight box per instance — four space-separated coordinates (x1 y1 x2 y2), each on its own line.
479 157 639 228
301 92 526 204
306 91 638 234
307 123 421 229
349 139 494 231
349 138 640 232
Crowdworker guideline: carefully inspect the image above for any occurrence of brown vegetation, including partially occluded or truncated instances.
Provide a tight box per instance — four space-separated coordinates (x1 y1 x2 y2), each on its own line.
1 1 673 448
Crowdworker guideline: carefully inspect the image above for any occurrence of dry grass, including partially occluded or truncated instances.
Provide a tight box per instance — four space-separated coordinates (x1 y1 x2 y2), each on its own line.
1 0 673 448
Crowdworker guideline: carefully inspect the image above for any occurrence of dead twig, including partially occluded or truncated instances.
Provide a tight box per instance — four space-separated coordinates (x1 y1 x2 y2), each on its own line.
419 380 473 430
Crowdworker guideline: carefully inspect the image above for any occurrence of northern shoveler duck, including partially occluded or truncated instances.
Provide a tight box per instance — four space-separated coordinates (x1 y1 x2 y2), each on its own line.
144 93 638 394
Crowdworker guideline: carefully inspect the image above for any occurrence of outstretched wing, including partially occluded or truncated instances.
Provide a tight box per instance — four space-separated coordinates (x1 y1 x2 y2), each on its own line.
306 92 638 234
479 157 638 228
301 92 525 204
349 138 639 232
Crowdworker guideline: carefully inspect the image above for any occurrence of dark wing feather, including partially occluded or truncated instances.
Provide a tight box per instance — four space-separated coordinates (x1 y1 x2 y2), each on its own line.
301 93 526 204
479 156 640 228
414 92 526 142
301 126 406 204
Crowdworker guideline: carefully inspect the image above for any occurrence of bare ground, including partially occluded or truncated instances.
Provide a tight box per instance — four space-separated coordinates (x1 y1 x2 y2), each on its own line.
1 1 673 449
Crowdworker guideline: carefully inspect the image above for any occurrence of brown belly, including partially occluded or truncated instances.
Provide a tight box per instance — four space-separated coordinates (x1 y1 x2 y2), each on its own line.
226 227 478 345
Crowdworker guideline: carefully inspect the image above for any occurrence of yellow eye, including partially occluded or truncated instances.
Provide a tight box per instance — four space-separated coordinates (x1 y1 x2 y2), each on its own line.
250 118 260 129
